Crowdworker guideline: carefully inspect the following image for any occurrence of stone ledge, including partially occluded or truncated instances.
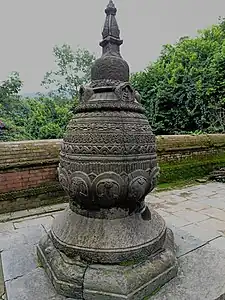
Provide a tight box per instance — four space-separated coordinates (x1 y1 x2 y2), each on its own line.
0 184 68 214
0 159 59 172
37 229 178 300
0 183 64 201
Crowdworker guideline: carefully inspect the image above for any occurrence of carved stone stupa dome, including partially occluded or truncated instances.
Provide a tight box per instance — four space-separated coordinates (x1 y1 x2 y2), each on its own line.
91 55 129 82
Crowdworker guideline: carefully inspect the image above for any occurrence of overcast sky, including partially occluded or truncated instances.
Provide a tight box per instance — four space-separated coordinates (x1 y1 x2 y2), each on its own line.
1 0 225 94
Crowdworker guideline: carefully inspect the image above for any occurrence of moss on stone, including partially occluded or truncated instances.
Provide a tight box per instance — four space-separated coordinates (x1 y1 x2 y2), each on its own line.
156 179 198 192
0 183 64 201
0 159 59 171
158 152 225 185
156 134 225 153
36 256 44 269
149 286 161 297
119 260 136 267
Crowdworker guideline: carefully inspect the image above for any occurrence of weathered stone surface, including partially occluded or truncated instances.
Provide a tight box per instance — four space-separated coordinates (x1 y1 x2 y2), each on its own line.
0 254 5 299
84 259 177 300
14 215 53 229
172 227 208 257
0 230 28 251
0 223 13 233
180 223 221 242
201 207 225 221
209 168 225 182
209 236 225 250
2 205 225 300
151 243 225 300
2 244 37 281
37 229 177 300
5 268 61 300
57 0 159 219
164 214 192 227
10 209 34 220
37 234 87 299
51 206 167 264
17 224 46 246
197 218 225 232
173 210 209 223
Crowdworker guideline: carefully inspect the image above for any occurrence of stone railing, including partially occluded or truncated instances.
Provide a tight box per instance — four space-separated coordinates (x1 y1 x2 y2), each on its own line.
0 134 225 213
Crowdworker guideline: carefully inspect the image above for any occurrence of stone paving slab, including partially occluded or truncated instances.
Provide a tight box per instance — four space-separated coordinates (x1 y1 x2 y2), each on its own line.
151 243 225 300
13 215 54 230
180 223 222 242
0 254 6 300
0 203 68 223
5 268 65 300
171 226 219 258
2 243 38 282
0 182 225 300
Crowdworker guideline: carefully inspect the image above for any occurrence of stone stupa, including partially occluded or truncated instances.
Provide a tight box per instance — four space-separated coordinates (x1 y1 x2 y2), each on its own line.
37 1 178 299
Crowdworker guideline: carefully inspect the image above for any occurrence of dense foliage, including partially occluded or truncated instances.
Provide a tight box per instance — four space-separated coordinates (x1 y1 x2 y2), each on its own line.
0 72 74 141
41 45 96 99
1 19 225 141
0 45 95 142
131 18 225 135
1 92 74 142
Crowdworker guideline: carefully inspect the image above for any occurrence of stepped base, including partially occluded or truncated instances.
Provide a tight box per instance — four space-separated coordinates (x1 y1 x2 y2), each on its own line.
37 228 178 300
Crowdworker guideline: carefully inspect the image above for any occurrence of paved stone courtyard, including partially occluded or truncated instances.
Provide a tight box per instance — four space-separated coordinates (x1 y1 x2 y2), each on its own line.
1 182 225 299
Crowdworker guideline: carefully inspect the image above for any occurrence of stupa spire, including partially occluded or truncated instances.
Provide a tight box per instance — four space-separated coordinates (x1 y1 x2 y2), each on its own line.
105 0 117 16
100 0 123 56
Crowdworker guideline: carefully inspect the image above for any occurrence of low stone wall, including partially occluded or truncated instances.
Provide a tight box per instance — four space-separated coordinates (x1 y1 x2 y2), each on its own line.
157 134 225 184
0 134 225 213
0 140 68 213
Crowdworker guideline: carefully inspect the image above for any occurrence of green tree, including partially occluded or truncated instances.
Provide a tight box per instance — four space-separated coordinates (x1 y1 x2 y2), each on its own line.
0 72 29 141
41 44 96 99
0 71 22 96
0 71 74 142
25 97 73 140
131 18 225 135
0 71 23 110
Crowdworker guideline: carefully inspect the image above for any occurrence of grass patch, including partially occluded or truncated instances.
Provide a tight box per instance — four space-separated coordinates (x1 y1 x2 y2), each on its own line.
156 178 201 192
119 260 136 267
150 286 161 296
144 286 162 299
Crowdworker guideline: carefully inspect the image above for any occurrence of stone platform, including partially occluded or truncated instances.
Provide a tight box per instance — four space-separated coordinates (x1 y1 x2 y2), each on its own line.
1 182 225 299
37 228 177 300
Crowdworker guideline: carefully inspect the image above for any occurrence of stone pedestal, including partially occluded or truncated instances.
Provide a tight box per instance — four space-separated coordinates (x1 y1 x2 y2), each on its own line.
37 205 177 299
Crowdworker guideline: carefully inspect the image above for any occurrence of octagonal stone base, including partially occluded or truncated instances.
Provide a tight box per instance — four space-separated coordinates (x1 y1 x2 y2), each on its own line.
37 228 178 300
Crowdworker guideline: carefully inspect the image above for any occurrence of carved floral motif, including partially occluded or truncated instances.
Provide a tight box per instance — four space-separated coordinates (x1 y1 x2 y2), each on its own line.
58 166 159 212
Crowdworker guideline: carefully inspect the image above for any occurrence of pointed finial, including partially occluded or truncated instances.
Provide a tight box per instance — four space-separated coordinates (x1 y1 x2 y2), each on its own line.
105 0 117 16
91 1 130 82
100 0 122 54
